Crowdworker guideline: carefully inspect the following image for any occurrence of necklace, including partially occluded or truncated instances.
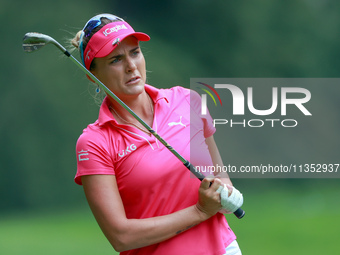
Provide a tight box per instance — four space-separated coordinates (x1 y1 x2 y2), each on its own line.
110 94 154 134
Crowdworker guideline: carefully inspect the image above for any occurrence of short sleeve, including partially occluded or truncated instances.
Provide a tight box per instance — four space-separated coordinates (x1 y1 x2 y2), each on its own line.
74 130 115 185
189 89 216 138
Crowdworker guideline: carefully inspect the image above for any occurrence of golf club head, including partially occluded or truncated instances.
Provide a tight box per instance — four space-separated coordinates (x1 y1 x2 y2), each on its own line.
22 32 56 53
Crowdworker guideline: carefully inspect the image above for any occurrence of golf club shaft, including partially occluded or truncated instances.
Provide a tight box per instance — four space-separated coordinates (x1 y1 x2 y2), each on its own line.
24 33 245 219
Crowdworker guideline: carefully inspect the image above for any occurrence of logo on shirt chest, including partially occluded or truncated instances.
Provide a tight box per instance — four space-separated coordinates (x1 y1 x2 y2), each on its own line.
118 144 137 158
78 150 89 161
168 116 187 128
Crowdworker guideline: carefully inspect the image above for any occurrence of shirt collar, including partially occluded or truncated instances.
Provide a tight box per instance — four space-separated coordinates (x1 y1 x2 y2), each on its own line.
97 84 168 127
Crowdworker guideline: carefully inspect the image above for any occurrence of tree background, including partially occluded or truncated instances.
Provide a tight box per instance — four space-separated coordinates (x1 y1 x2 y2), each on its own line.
1 0 339 253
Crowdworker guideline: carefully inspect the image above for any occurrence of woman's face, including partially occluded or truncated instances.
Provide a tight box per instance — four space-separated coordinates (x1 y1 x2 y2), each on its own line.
91 36 146 100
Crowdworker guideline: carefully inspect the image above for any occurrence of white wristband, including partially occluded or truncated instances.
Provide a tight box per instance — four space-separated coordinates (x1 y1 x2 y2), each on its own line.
219 184 243 213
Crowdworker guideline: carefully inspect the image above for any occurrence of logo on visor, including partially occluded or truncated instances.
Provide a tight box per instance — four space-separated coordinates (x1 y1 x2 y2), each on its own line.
85 49 91 61
103 24 128 37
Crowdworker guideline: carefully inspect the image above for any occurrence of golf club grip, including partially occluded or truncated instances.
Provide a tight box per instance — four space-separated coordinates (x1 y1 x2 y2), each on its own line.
233 208 245 219
184 162 245 219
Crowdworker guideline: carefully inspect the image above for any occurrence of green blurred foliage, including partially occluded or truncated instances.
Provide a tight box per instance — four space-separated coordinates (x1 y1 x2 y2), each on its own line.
0 181 339 254
1 0 339 217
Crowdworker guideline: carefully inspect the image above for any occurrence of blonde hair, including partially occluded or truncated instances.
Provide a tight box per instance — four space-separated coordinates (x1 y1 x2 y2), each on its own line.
71 30 83 49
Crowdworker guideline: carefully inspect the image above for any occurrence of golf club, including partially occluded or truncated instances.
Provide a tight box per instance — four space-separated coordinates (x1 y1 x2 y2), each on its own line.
22 32 245 219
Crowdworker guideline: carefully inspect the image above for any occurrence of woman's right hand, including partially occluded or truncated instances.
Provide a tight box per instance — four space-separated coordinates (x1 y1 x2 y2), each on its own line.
195 178 223 218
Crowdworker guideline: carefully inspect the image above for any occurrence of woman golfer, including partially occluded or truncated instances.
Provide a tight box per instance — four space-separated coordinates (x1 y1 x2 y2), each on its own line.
72 14 243 255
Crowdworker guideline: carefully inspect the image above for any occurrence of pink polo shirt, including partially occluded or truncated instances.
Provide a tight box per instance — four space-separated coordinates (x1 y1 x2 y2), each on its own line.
75 85 236 255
